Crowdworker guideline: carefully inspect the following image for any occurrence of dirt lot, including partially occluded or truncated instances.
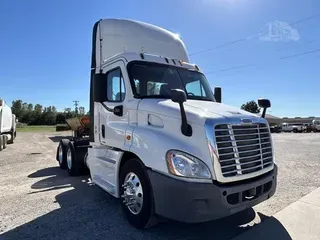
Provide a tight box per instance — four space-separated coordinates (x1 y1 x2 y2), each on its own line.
1 132 320 240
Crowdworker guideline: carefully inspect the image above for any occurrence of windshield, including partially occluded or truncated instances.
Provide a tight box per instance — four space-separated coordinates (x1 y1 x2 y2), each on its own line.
128 62 215 101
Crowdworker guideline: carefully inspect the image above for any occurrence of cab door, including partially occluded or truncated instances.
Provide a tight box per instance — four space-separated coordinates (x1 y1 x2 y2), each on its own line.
92 60 134 194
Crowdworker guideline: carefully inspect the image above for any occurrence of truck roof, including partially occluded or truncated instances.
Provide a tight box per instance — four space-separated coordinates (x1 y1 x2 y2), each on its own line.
93 19 189 70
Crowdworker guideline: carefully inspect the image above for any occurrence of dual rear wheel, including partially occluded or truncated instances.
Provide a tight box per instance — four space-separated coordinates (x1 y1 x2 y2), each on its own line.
57 139 80 176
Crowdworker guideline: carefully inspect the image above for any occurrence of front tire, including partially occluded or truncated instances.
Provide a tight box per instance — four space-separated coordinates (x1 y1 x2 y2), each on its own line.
120 159 158 229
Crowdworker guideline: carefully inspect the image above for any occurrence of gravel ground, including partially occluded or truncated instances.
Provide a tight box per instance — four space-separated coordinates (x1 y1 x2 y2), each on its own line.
1 132 319 240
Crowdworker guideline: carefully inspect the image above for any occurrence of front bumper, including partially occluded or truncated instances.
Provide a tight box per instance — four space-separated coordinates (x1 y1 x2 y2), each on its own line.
148 165 277 223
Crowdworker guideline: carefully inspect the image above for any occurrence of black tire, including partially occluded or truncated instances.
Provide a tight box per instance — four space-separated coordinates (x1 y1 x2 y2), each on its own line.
3 135 7 149
56 139 70 169
66 142 79 176
0 136 3 151
7 130 14 144
120 158 158 229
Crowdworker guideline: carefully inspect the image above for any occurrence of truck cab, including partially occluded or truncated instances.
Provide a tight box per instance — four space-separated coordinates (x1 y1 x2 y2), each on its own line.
56 19 277 229
312 119 320 132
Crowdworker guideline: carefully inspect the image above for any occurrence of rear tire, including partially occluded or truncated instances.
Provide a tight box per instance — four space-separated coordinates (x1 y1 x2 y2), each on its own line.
57 139 70 169
7 129 15 144
66 142 79 176
3 135 7 149
120 158 158 229
0 136 3 151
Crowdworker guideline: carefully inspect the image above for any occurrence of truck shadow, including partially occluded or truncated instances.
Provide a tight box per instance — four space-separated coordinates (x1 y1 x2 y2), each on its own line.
2 167 291 240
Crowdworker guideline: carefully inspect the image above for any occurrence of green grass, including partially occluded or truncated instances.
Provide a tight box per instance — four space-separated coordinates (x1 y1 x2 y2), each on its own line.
16 125 56 132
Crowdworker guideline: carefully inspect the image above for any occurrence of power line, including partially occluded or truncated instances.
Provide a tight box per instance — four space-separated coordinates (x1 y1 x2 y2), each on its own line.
290 13 320 26
189 13 320 56
205 47 320 75
279 48 320 60
189 36 253 56
276 40 316 51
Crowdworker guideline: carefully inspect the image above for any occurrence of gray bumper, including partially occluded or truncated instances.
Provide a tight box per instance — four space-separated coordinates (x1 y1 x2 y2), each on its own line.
148 165 277 223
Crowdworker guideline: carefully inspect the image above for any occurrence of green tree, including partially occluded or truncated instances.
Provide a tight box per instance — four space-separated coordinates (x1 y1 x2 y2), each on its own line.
241 101 260 113
56 112 66 124
34 104 43 113
11 100 24 119
27 103 33 112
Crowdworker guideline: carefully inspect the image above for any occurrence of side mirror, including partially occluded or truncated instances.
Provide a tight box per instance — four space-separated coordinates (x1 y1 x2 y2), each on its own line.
258 99 271 109
170 89 192 137
258 98 271 118
214 87 222 103
93 73 108 102
170 89 187 103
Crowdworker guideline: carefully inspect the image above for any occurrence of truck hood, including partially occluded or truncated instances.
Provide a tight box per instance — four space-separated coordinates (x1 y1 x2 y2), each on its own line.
139 99 263 126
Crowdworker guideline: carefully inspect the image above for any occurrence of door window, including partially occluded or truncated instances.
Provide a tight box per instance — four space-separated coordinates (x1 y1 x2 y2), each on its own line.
107 68 125 102
185 80 207 97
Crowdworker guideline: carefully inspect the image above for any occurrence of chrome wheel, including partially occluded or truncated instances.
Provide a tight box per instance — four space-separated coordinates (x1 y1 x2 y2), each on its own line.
58 145 63 164
67 148 72 169
121 172 143 215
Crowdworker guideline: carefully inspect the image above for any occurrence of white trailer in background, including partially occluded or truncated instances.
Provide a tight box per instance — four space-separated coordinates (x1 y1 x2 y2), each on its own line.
56 19 277 229
0 99 17 151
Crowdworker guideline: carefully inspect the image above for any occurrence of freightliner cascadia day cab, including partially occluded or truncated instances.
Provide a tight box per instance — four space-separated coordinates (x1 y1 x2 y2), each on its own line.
0 99 17 151
56 19 277 229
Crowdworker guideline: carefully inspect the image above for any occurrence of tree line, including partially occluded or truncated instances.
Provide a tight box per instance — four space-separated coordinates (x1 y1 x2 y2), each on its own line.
11 100 87 125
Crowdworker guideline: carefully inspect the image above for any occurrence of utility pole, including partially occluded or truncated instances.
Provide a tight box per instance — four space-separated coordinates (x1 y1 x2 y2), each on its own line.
73 100 79 116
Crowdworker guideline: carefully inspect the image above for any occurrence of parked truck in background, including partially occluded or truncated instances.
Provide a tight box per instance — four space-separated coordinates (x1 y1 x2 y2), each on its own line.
56 19 277 229
312 119 320 132
281 122 305 133
0 99 17 151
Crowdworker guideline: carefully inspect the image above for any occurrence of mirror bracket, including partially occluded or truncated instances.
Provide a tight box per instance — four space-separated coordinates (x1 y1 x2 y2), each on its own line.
171 89 192 137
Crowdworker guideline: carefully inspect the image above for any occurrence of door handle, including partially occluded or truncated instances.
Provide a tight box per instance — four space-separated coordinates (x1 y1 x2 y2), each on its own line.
101 124 105 138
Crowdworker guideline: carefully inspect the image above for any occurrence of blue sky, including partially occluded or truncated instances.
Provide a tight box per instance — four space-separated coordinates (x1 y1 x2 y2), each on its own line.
1 0 319 117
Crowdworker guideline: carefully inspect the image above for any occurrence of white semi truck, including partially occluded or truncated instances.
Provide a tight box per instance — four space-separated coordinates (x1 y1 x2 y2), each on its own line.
56 19 277 229
0 99 17 151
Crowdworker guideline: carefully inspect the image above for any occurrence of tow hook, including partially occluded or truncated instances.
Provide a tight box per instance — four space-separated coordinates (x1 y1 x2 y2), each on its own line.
244 188 256 200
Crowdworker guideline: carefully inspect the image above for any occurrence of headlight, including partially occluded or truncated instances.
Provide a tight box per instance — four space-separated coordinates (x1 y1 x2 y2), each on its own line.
166 150 211 179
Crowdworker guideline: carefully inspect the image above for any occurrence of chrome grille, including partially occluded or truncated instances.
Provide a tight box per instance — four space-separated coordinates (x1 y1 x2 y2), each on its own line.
215 123 273 177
